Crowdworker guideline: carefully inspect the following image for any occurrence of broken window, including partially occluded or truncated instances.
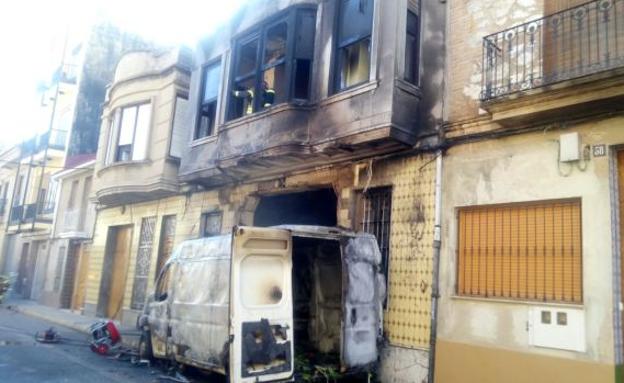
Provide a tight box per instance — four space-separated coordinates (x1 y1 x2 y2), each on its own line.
405 9 420 85
113 103 152 162
200 211 222 237
227 6 316 120
334 0 374 92
196 61 221 139
356 186 392 291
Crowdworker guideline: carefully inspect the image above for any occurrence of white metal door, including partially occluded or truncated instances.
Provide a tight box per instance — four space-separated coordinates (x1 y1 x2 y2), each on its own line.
229 226 294 382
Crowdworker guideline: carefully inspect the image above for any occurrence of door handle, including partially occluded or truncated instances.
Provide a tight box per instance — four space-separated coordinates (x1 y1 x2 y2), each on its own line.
351 308 357 325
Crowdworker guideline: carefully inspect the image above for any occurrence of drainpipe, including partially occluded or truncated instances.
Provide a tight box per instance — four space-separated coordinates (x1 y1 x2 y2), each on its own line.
427 149 443 383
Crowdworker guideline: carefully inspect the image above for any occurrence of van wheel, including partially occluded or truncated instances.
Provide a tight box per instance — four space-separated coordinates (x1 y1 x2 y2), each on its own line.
138 330 153 360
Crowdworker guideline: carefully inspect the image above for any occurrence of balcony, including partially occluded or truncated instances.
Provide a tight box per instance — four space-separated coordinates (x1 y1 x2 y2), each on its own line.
481 0 624 124
8 201 55 227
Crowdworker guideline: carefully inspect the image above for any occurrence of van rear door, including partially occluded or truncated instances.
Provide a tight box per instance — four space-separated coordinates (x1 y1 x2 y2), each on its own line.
341 234 384 368
229 226 294 382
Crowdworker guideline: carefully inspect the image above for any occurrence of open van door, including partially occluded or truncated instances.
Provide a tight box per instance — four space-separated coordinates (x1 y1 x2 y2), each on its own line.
229 226 294 382
341 234 384 369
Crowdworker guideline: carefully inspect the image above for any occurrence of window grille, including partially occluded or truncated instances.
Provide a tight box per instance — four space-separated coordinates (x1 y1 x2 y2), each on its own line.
358 187 392 281
131 217 156 310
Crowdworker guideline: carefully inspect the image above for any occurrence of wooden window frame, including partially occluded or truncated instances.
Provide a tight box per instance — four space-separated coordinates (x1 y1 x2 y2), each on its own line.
455 198 583 304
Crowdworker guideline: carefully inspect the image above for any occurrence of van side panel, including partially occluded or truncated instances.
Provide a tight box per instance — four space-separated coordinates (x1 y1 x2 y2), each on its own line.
165 235 232 370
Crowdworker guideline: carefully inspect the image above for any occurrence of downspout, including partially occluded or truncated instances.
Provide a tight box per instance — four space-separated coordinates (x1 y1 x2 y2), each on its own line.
427 149 443 383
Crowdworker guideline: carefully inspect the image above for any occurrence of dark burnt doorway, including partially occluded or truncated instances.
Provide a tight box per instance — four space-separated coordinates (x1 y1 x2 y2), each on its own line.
254 188 337 227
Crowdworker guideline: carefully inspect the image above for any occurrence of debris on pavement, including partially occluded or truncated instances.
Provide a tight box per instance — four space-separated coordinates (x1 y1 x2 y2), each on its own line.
157 371 191 383
89 320 122 355
34 327 61 343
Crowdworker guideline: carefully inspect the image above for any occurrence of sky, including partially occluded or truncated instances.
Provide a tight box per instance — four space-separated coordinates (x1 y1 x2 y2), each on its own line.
0 0 248 150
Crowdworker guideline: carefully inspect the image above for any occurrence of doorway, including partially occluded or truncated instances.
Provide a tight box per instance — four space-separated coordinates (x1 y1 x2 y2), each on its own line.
16 242 31 297
254 188 337 227
97 226 133 319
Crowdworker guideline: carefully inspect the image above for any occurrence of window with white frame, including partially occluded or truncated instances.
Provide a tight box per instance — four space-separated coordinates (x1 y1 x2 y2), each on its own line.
105 103 152 164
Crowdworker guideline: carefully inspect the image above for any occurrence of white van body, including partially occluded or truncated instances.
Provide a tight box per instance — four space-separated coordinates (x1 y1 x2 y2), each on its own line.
140 225 385 382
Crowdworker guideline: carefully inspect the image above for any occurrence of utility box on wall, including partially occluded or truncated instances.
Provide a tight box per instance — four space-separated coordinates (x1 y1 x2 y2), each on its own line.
528 306 585 352
559 132 581 162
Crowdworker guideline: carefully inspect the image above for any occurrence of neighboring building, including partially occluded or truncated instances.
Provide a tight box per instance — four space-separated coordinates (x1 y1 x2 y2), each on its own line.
38 160 95 309
0 146 23 273
3 131 69 301
87 47 192 324
436 1 624 383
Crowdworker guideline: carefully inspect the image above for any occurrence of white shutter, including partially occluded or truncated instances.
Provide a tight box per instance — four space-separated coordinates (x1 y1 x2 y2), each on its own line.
132 103 152 161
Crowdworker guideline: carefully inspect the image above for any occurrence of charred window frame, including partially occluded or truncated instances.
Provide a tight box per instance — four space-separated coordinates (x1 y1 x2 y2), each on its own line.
196 60 221 139
405 8 420 85
227 6 317 121
333 0 375 93
199 211 222 238
356 186 392 302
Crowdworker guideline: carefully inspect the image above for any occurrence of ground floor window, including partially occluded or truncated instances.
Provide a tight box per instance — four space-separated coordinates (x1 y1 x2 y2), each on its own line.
356 186 392 286
456 199 582 303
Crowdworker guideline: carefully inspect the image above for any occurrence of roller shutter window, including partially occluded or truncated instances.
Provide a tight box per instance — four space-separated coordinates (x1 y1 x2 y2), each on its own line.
456 199 582 303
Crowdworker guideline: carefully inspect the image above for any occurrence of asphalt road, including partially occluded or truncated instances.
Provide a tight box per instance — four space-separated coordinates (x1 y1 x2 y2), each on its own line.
0 306 162 383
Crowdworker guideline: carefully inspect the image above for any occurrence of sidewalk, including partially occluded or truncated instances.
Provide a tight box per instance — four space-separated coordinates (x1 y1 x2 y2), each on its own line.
4 299 141 349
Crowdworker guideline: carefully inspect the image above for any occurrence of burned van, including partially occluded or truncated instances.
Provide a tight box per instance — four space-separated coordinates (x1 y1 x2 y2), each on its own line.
138 225 385 382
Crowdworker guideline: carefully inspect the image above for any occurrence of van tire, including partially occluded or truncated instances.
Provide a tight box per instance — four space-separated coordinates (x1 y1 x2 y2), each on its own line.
138 330 153 360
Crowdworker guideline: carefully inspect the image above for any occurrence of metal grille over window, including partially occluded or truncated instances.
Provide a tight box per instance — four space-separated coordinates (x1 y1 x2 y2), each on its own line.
131 216 156 310
358 187 392 281
456 199 582 303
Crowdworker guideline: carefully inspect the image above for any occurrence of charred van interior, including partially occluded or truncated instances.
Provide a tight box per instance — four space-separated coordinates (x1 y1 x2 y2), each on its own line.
292 236 343 378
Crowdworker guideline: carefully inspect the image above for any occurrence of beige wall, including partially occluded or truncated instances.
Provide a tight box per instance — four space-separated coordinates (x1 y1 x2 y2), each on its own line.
438 114 624 382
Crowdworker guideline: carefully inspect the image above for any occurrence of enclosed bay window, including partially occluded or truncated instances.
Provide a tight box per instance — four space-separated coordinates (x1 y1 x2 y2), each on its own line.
105 103 152 164
334 0 374 92
196 61 221 139
228 6 316 121
405 9 420 85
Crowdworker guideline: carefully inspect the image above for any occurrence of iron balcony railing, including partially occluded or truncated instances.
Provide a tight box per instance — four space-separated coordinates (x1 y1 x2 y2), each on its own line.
481 0 624 101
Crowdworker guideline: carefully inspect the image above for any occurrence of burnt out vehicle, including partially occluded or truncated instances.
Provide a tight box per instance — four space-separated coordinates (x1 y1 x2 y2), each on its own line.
137 225 385 382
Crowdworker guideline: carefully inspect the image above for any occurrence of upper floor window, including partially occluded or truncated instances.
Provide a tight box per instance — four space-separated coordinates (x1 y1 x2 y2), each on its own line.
334 0 374 92
405 9 420 85
196 62 221 139
105 103 152 164
228 7 316 121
